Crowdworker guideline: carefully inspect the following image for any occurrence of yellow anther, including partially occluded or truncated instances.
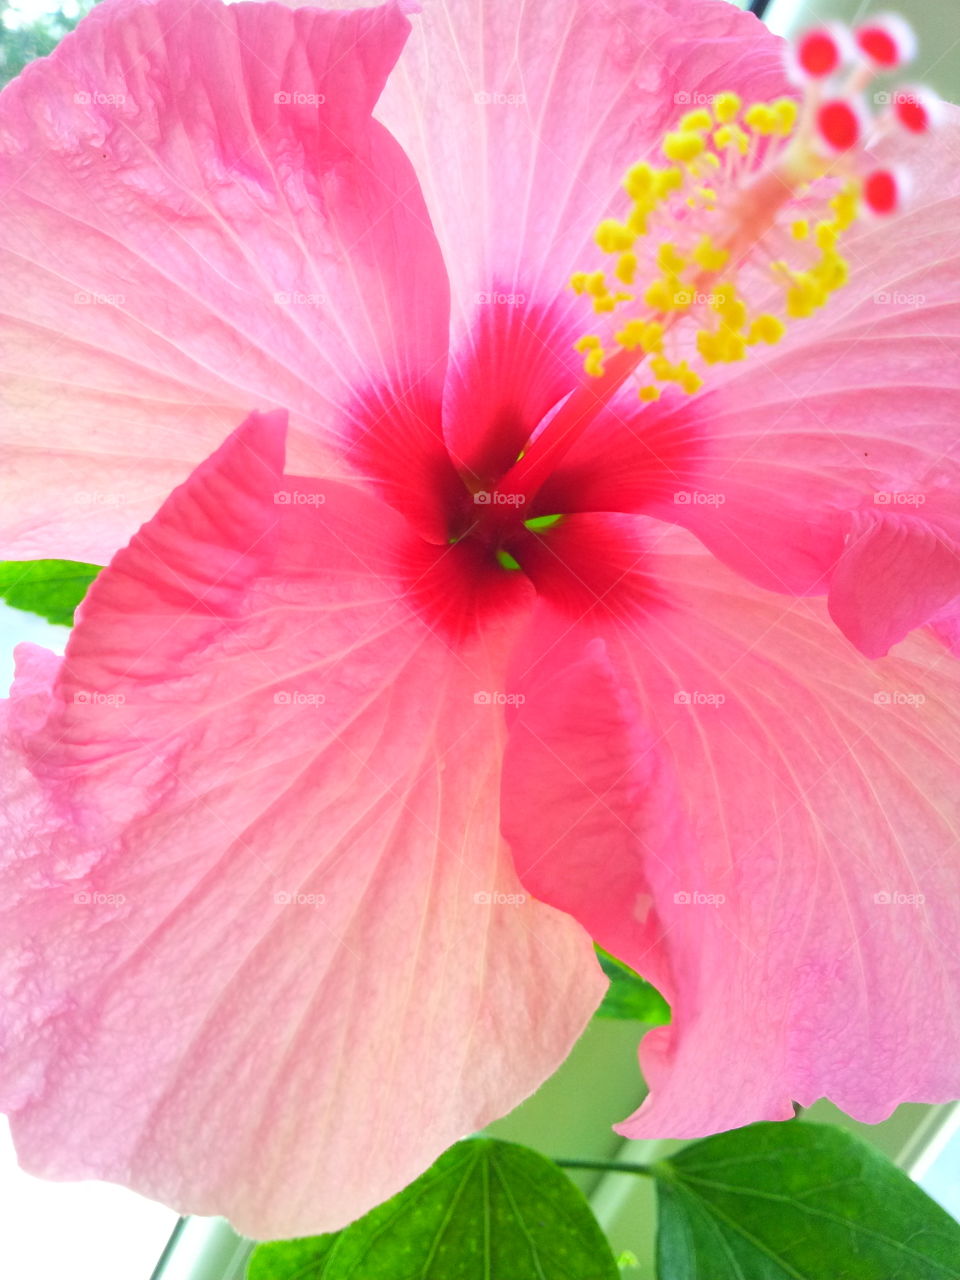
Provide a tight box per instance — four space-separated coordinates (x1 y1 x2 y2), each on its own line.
697 186 718 202
614 319 663 353
585 270 608 298
656 167 684 196
627 206 649 236
640 321 664 353
570 272 589 293
814 220 838 250
791 219 810 241
711 282 747 330
679 109 713 133
615 251 637 284
811 251 848 292
656 242 687 275
697 327 745 364
786 272 826 318
744 103 776 136
714 124 749 155
700 153 721 170
678 363 703 393
830 184 860 232
593 295 617 313
714 92 741 123
624 162 656 199
772 97 799 136
583 348 606 377
595 219 635 253
643 278 674 311
573 334 602 352
692 234 729 272
639 385 661 402
663 131 705 164
746 314 786 345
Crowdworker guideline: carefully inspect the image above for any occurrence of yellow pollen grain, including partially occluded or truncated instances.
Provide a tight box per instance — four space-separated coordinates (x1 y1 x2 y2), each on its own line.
680 109 713 133
772 97 799 136
573 334 602 352
624 162 656 199
656 242 687 275
744 103 776 136
615 251 637 284
714 92 741 123
746 314 786 345
663 131 705 163
830 184 860 232
791 219 809 240
714 124 749 155
595 219 635 253
639 384 661 401
815 220 838 250
693 234 729 271
583 348 606 377
570 272 589 293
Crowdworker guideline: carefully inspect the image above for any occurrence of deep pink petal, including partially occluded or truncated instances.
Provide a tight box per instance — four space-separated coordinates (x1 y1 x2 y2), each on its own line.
513 527 960 1138
0 410 603 1237
501 626 678 999
0 0 449 561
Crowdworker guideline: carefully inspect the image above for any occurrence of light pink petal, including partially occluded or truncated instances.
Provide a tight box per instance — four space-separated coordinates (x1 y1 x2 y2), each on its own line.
0 410 602 1237
513 527 960 1138
654 110 960 612
369 0 786 321
828 507 960 658
0 0 449 562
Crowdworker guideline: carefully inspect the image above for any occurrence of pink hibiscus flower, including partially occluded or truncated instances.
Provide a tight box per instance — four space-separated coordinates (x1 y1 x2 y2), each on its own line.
3 0 960 1240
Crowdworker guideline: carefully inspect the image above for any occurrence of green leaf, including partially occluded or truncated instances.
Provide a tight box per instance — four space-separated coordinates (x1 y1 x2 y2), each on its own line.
654 1120 960 1279
0 560 103 627
594 946 671 1024
247 1138 620 1280
248 1234 337 1279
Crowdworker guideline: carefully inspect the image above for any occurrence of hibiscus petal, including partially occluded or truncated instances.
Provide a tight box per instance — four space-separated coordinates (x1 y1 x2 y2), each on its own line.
0 410 603 1237
369 0 787 319
828 507 960 657
516 527 960 1138
0 0 449 562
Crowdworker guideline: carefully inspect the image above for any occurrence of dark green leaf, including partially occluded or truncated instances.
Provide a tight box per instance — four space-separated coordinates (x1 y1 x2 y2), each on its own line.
654 1120 960 1279
247 1138 620 1280
595 946 670 1024
0 559 103 626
